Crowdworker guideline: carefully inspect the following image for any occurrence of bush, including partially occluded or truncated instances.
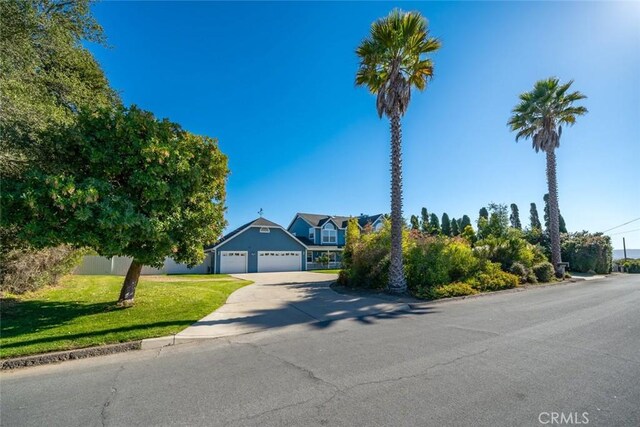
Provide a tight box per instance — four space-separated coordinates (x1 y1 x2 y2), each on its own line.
466 262 519 292
1 245 87 294
425 282 478 300
475 229 543 271
533 261 555 283
509 262 529 283
615 258 640 273
405 236 479 295
561 232 612 274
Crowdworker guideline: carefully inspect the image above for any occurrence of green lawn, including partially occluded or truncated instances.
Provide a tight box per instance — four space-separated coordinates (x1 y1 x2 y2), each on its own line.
309 269 342 274
0 274 251 359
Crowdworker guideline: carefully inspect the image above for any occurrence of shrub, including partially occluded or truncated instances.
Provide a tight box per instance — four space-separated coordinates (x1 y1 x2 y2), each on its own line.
615 259 640 273
466 262 519 292
561 232 612 274
533 261 555 283
425 282 478 300
1 245 87 294
475 229 543 271
405 236 479 295
509 262 529 283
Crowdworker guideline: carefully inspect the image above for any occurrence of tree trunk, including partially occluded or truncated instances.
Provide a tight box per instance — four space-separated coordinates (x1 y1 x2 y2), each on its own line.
545 148 563 277
118 260 143 306
388 112 406 294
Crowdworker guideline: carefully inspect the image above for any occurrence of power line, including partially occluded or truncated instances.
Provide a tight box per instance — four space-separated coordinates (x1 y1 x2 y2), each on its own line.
608 228 640 237
602 217 640 233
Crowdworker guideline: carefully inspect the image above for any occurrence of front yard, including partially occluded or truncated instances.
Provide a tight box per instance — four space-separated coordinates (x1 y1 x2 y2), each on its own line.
0 274 251 359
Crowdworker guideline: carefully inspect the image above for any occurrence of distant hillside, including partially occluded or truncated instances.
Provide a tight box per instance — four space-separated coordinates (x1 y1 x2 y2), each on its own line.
613 249 640 260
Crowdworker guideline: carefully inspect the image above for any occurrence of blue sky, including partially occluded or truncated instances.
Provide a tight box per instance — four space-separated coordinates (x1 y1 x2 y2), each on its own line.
89 1 640 249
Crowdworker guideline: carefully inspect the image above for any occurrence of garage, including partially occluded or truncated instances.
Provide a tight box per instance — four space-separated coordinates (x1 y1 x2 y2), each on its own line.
219 251 247 274
258 251 302 272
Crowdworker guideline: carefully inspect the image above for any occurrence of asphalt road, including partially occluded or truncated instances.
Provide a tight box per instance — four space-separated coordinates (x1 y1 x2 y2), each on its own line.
2 274 639 427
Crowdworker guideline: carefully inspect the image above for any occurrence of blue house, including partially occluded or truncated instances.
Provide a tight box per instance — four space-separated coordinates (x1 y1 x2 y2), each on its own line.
205 217 308 274
287 213 385 270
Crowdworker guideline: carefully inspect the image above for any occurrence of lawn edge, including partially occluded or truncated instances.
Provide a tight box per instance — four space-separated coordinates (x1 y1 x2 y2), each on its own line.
1 341 142 370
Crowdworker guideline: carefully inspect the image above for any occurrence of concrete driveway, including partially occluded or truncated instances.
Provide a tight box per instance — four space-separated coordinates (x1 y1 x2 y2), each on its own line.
173 272 408 340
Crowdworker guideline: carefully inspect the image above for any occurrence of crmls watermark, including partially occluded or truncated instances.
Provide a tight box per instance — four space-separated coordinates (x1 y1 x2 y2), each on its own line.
538 412 589 425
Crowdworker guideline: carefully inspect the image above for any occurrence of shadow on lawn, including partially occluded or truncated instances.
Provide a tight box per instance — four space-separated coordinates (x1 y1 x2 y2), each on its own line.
0 298 129 338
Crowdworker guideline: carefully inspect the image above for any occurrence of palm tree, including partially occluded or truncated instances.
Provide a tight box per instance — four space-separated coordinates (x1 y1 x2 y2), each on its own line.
508 78 587 276
356 10 440 293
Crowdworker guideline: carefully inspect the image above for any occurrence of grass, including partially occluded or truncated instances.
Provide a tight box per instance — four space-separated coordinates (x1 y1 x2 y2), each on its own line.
310 269 342 274
0 274 251 359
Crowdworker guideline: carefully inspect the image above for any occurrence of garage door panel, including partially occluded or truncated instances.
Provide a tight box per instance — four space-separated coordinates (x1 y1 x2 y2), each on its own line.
220 251 247 274
258 251 301 272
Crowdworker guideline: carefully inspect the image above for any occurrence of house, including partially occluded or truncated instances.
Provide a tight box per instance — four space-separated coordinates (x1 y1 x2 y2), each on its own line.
205 217 308 274
287 213 385 270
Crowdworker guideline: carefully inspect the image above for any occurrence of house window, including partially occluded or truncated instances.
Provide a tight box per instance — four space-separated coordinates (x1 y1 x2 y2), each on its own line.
306 251 313 263
328 252 337 262
259 227 270 233
309 228 315 241
322 223 337 244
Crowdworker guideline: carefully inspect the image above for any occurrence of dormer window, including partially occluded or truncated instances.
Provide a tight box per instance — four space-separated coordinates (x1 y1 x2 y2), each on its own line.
322 223 337 244
309 228 315 241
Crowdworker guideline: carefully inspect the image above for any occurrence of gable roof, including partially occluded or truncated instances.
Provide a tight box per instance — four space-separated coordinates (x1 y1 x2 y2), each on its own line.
358 214 384 228
206 217 305 251
293 213 352 229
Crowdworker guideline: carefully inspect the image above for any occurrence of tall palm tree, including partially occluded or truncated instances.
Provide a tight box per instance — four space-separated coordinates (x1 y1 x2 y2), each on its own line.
508 78 587 276
356 10 440 293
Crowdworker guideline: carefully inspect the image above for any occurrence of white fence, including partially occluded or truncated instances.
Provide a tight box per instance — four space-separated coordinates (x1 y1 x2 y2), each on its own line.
75 253 212 275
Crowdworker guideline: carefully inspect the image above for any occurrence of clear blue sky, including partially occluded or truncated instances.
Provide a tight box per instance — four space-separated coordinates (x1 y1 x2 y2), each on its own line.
89 1 640 249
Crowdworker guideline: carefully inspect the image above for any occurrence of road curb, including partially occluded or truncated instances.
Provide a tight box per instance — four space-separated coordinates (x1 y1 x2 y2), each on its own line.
1 341 142 371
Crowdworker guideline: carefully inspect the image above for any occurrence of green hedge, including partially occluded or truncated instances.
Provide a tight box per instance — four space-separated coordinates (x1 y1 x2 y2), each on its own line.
561 232 612 274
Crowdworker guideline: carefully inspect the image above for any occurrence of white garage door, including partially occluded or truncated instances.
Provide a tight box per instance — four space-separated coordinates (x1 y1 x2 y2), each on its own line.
219 251 247 274
258 251 301 272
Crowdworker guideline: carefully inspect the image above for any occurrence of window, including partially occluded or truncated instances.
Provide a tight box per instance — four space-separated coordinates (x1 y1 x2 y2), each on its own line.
322 223 337 244
259 227 270 233
309 227 315 241
328 252 337 262
307 251 314 263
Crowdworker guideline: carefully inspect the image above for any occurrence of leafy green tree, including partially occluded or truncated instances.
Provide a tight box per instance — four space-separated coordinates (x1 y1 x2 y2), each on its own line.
450 217 460 236
441 213 451 236
356 9 440 293
410 215 420 230
461 215 472 230
420 207 430 233
479 207 489 221
429 213 440 235
529 203 542 230
559 214 567 234
510 203 522 229
509 77 587 276
0 0 117 177
2 107 228 305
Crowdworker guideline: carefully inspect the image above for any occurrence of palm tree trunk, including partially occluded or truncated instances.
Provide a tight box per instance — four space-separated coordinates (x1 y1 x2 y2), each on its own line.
388 111 406 293
118 260 143 306
545 148 563 277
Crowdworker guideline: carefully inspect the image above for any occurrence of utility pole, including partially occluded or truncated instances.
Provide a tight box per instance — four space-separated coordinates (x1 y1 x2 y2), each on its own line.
623 237 627 260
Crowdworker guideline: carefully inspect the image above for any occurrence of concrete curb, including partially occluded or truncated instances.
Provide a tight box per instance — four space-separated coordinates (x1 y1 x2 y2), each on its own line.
1 341 142 371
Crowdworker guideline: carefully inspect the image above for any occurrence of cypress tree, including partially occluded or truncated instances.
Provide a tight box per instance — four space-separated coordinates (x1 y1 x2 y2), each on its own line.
410 215 419 230
510 203 522 229
479 207 489 221
451 217 460 236
441 213 451 236
461 215 471 229
530 203 542 230
420 207 429 233
544 193 567 232
429 213 440 235
559 214 567 233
